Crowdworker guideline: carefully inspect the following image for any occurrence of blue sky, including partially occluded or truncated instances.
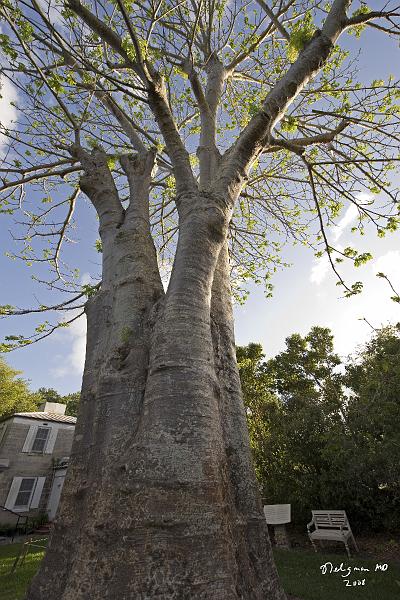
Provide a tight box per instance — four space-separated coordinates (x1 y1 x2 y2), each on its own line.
0 16 399 395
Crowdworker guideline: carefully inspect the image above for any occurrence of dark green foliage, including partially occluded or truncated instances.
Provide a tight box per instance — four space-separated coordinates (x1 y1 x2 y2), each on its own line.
0 370 80 420
37 387 80 417
37 387 62 404
344 324 400 531
238 325 400 532
62 392 80 417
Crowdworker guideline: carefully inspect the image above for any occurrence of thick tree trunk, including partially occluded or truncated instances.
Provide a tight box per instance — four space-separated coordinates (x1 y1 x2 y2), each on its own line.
26 189 285 600
210 242 285 599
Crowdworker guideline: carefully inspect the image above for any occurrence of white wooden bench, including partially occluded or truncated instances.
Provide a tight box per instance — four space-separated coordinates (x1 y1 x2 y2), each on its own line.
307 510 358 558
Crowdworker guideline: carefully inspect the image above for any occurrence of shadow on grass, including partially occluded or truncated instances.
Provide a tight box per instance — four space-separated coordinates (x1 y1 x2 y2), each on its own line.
0 541 46 600
1 539 400 599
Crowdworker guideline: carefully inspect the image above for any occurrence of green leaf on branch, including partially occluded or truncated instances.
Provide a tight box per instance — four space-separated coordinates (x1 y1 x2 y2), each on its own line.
354 252 372 267
349 5 371 37
82 284 98 298
287 13 315 62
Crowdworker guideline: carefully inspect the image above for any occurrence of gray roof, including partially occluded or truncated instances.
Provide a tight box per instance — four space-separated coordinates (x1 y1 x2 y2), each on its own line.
2 412 77 425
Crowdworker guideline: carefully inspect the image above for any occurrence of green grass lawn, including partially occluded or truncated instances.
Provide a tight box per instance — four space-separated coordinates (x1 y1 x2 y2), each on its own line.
0 540 46 600
1 540 400 599
274 548 400 600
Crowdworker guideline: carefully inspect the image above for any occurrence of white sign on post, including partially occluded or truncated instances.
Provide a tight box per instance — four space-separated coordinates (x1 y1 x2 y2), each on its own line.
263 504 291 525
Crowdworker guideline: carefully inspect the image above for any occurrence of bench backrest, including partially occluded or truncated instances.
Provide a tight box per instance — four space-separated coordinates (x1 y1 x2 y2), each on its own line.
312 510 349 530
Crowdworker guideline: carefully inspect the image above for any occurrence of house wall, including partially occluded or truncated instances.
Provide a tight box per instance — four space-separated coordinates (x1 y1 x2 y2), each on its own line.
0 417 75 526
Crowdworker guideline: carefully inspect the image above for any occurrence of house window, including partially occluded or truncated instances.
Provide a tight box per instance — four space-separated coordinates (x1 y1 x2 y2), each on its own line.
22 424 58 454
5 476 46 512
14 478 36 508
31 427 50 453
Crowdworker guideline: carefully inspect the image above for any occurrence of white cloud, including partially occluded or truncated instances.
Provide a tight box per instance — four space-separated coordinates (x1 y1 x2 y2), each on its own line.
51 312 87 378
372 250 400 289
0 75 18 153
332 204 358 242
332 251 400 357
50 272 97 378
310 254 330 285
310 243 345 286
310 199 365 286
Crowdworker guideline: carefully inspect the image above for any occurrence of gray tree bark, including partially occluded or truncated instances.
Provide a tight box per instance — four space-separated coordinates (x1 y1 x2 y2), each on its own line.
26 155 285 599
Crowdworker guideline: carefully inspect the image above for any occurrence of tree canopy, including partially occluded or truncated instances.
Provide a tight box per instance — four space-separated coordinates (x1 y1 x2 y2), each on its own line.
0 366 80 418
37 386 80 415
0 354 41 417
0 0 399 348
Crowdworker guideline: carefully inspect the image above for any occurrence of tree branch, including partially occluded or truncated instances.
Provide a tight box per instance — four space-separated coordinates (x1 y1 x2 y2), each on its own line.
214 0 352 196
346 9 400 30
67 0 196 195
69 145 124 231
66 0 141 74
266 119 349 152
254 0 291 41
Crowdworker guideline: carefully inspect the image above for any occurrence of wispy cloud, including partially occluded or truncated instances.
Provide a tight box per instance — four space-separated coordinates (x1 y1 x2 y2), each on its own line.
329 250 400 357
310 201 361 286
372 250 400 290
310 254 330 285
51 312 87 378
332 204 358 242
0 73 18 154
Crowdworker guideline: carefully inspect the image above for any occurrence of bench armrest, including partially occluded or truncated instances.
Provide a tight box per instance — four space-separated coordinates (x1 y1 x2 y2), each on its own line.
307 519 314 533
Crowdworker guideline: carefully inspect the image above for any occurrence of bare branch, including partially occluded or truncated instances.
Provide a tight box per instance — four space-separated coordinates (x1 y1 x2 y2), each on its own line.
346 9 400 31
254 0 291 41
303 158 353 295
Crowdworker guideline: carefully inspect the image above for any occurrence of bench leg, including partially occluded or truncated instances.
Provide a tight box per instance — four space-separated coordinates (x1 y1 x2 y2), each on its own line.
344 540 351 559
351 535 359 553
309 536 318 553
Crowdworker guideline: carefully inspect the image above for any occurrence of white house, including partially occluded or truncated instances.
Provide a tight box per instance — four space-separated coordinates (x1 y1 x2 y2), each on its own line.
0 402 76 526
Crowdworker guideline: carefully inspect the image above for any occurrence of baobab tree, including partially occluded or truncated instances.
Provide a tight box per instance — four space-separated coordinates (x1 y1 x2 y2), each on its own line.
0 1 399 598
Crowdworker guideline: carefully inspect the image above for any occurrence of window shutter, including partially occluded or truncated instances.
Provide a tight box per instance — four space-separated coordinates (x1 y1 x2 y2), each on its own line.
30 477 46 509
5 477 23 510
22 425 37 453
0 423 7 446
45 427 58 454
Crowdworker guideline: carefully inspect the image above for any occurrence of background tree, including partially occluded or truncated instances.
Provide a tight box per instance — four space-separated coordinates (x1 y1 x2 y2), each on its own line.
344 323 400 530
238 324 400 532
0 355 41 417
36 387 80 416
238 328 347 523
0 1 399 598
266 326 346 514
37 387 62 404
236 343 282 487
62 391 80 417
